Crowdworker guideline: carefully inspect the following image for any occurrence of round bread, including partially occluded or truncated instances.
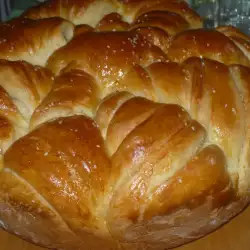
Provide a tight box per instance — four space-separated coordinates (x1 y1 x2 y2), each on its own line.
0 0 249 250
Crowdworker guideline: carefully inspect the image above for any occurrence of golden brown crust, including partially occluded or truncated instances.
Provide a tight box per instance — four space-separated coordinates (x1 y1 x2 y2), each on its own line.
22 0 202 29
95 92 134 139
0 60 54 160
146 61 189 106
168 29 250 66
0 59 53 171
0 0 250 250
114 65 157 100
106 103 243 249
105 96 159 155
0 118 14 163
4 115 118 249
0 60 53 121
131 26 171 54
23 0 119 27
119 0 202 29
0 169 83 249
144 145 233 218
46 30 168 83
74 24 94 37
216 26 250 62
96 13 130 31
132 10 189 35
128 0 203 28
182 58 245 188
0 17 75 66
30 69 99 130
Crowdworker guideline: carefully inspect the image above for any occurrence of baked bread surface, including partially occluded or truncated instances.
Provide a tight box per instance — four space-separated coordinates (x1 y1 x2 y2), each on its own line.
0 0 249 249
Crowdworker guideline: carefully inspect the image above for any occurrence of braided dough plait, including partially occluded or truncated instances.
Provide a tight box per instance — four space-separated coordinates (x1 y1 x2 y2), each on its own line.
0 0 249 250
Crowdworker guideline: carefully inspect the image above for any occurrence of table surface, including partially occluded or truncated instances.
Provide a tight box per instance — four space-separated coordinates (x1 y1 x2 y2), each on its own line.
1 206 250 250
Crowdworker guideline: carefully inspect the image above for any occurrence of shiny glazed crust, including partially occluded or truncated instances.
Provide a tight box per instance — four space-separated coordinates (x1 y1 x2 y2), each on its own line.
0 0 249 250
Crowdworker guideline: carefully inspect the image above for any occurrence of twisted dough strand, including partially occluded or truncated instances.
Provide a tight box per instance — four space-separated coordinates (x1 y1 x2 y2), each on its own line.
0 1 249 250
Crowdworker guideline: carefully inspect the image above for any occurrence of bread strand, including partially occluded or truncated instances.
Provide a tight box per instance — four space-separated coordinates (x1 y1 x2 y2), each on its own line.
0 17 75 66
22 0 203 29
0 60 53 169
0 0 249 249
0 1 202 248
42 25 248 194
27 40 247 249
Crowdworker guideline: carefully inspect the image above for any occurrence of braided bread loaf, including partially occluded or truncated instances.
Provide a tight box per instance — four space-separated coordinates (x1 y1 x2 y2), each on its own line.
0 0 249 249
